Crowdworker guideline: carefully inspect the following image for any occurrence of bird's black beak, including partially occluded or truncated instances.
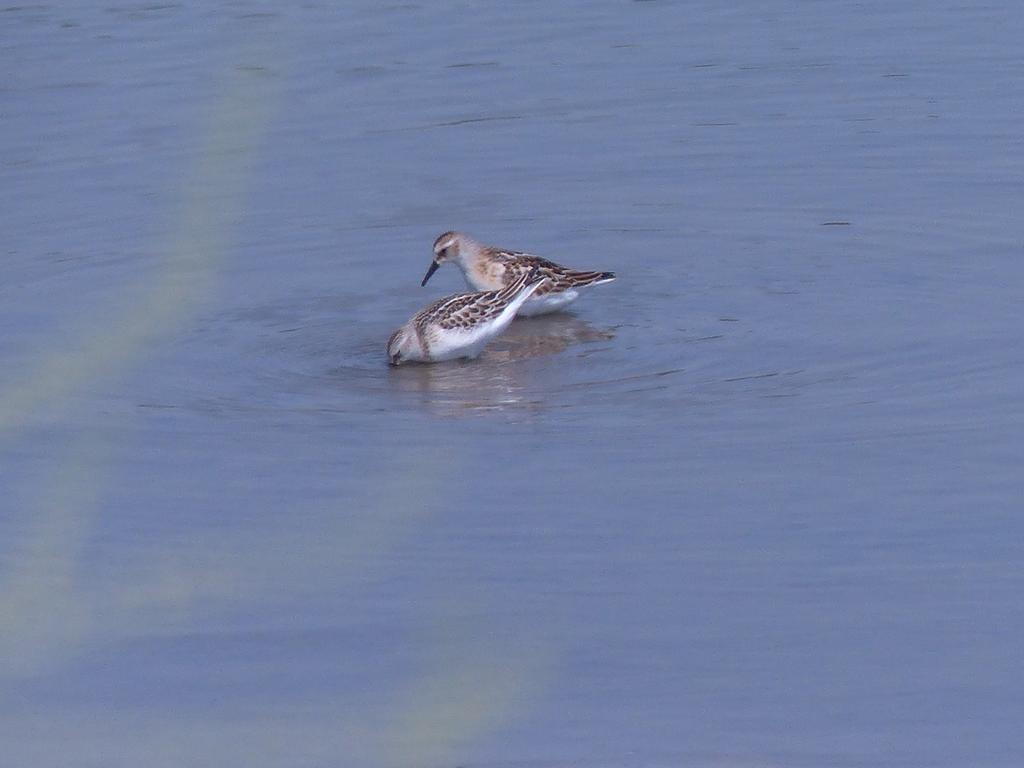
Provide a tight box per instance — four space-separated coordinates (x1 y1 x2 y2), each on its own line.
421 260 440 287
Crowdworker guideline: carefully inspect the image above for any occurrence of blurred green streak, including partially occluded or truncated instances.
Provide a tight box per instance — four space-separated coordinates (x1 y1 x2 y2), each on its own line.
0 38 552 764
0 62 276 435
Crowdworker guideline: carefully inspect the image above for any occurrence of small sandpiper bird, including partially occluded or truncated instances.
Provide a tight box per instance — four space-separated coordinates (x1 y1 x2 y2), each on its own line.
388 268 547 365
421 231 615 316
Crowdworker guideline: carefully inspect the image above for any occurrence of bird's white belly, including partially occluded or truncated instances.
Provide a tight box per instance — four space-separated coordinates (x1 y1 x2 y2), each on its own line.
427 329 492 361
516 290 579 316
425 302 522 361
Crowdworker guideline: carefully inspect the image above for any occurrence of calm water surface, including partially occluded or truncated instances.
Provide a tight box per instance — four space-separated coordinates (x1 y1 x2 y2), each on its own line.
2 2 1023 767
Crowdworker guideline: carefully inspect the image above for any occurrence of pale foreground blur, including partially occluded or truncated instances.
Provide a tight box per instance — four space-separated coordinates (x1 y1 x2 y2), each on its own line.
0 45 549 768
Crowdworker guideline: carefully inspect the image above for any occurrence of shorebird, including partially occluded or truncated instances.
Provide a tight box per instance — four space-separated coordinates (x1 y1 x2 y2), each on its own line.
387 267 547 364
422 231 615 316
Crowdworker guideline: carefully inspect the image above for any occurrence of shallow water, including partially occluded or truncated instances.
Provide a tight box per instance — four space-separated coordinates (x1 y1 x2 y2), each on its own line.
2 2 1023 767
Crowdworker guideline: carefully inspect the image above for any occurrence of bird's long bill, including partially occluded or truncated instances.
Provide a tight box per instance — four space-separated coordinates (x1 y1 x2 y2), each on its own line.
421 260 441 286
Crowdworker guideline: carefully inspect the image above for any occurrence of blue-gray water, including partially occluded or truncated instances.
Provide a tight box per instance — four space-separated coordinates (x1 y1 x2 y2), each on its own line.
3 2 1023 766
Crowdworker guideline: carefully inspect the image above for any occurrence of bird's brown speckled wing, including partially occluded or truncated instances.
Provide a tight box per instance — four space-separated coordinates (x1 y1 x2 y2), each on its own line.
413 289 506 331
490 249 614 296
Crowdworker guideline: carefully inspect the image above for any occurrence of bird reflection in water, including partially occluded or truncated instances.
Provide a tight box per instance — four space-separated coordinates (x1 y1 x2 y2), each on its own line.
387 315 614 414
